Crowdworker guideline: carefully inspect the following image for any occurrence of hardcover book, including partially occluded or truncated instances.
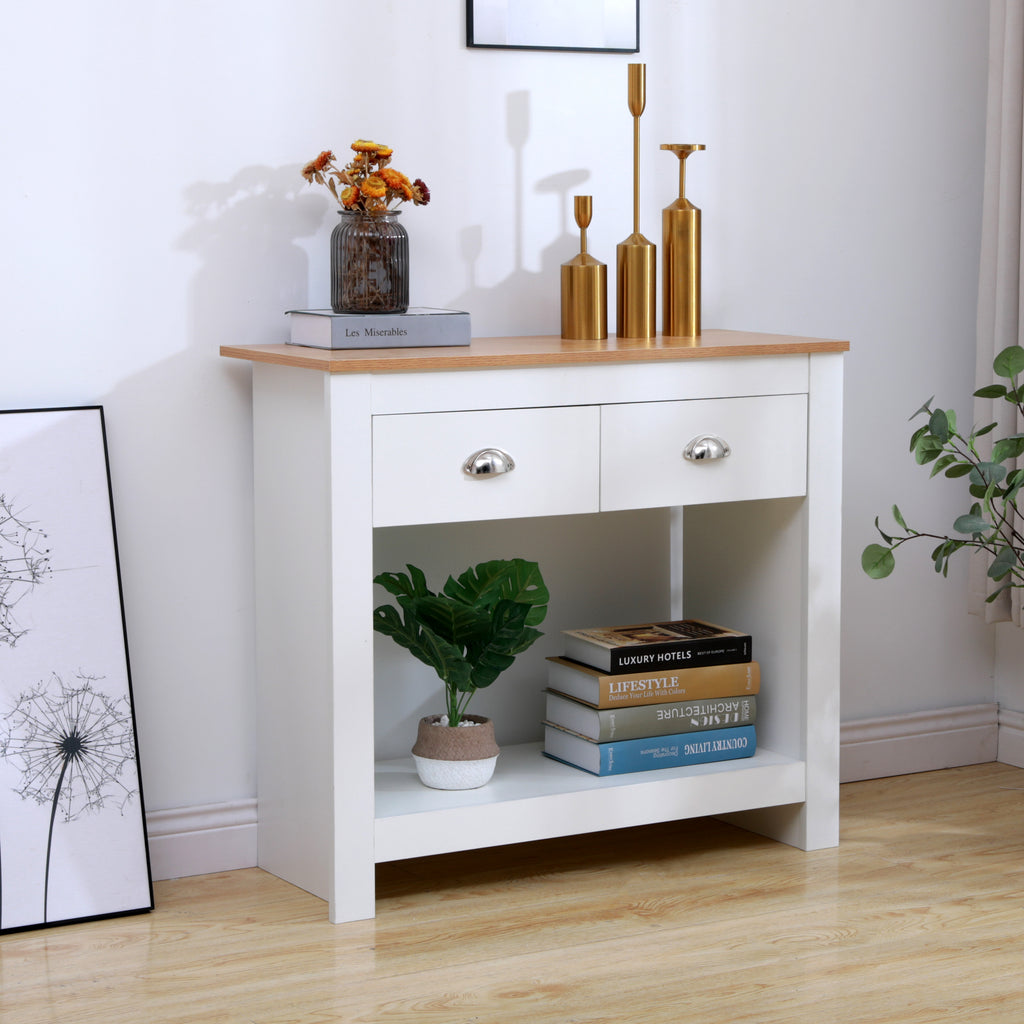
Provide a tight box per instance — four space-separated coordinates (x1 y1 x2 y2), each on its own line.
286 307 471 349
561 618 752 673
543 723 757 776
544 689 757 743
546 656 760 708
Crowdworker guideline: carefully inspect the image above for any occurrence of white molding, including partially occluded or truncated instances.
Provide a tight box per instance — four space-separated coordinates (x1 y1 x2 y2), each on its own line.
143 705 1021 881
146 799 257 881
997 706 1024 768
840 704 999 782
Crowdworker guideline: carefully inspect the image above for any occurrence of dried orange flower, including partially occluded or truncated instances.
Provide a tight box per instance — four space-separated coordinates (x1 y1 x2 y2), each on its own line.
361 175 387 199
301 140 431 215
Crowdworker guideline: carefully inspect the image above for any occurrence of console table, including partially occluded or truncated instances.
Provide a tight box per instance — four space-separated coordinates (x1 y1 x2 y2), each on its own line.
221 329 848 923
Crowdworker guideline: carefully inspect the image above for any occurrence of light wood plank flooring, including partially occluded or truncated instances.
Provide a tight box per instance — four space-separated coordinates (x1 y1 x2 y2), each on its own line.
2 763 1023 1023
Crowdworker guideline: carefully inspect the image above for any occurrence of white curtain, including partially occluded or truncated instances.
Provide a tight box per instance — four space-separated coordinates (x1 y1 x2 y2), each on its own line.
972 0 1024 625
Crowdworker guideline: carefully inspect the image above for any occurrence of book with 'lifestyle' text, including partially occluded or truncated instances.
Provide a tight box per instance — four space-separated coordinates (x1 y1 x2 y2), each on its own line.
545 656 760 708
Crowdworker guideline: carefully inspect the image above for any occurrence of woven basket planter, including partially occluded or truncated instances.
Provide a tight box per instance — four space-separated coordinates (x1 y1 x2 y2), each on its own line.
411 714 500 790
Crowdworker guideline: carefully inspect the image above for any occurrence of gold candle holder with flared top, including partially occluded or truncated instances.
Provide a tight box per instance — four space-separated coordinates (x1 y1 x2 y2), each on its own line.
616 63 656 340
561 196 608 340
661 144 705 338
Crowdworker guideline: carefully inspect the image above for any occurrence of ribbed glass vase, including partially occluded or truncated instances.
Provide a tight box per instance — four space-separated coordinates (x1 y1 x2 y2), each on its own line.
330 210 409 314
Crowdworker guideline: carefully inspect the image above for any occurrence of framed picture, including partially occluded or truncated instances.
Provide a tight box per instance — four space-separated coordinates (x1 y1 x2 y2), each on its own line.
467 0 639 53
0 407 152 933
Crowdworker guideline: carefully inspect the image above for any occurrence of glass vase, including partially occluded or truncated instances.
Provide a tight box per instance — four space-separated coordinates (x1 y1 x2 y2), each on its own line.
330 210 409 314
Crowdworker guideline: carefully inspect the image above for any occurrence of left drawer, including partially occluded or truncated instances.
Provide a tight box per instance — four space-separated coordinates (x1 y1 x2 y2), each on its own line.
372 406 601 526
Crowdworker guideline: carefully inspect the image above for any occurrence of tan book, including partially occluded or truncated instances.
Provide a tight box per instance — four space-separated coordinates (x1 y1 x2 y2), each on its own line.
546 656 760 709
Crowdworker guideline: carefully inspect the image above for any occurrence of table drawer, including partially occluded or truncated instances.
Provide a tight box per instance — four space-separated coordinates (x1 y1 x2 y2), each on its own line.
600 394 808 510
373 406 601 526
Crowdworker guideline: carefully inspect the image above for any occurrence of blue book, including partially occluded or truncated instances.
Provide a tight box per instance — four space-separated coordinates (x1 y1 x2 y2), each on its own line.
543 723 756 776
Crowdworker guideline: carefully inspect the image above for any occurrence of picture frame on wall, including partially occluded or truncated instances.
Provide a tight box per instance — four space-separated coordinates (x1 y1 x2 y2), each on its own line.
0 406 152 934
467 0 639 53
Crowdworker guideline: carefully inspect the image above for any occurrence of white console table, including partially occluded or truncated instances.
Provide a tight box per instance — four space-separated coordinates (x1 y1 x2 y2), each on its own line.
222 329 847 924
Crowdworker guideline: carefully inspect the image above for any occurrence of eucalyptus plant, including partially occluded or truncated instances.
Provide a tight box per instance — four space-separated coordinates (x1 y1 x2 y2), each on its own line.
862 345 1024 603
372 557 549 726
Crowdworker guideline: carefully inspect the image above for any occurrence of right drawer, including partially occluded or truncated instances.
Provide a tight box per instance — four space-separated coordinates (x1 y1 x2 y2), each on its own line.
600 394 808 510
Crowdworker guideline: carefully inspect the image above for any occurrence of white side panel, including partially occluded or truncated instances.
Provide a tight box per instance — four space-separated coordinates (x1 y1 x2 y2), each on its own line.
251 364 335 901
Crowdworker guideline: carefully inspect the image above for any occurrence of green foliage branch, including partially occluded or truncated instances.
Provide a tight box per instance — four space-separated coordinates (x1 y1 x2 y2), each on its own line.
862 345 1024 603
372 558 549 727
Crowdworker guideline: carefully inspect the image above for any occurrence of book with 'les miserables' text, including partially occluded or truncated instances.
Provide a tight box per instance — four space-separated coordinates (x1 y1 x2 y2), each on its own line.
286 307 470 349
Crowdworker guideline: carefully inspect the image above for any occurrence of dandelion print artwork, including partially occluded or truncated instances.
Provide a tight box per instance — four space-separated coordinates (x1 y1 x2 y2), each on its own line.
0 407 151 933
1 673 139 922
0 493 51 647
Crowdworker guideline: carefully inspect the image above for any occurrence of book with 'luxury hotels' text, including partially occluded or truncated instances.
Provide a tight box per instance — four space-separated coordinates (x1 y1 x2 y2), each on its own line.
561 618 752 674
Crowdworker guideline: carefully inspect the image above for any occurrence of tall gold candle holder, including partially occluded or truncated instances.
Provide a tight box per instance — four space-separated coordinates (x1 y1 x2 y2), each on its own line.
561 196 607 340
616 63 656 339
661 143 705 337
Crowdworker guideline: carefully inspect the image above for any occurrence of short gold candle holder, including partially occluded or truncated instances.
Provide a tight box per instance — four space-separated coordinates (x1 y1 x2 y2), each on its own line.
561 196 607 341
661 143 705 338
616 63 656 340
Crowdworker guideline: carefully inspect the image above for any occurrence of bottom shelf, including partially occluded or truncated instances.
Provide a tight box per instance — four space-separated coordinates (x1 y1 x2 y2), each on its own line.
373 741 806 863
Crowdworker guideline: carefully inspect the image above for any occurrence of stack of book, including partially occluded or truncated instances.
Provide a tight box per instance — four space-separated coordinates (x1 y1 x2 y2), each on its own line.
542 618 759 776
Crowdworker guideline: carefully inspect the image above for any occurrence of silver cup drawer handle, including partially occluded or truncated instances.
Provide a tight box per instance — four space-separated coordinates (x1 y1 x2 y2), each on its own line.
683 434 731 461
462 448 516 477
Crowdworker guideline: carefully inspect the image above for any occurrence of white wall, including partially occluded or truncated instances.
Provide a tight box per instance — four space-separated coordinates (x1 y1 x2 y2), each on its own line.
0 0 994 817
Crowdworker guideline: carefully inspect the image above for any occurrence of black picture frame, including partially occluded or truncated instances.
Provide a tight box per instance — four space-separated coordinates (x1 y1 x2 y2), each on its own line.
467 0 639 53
0 406 152 934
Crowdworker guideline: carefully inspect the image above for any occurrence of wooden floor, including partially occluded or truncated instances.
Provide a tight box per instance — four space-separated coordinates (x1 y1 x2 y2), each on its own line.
2 763 1023 1024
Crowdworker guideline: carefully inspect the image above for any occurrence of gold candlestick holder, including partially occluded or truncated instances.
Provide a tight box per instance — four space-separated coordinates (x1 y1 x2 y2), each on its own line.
561 196 607 340
661 143 705 337
616 63 656 339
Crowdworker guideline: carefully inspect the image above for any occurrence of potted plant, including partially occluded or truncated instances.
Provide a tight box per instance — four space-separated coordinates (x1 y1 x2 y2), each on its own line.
301 141 430 314
862 344 1024 602
372 557 549 789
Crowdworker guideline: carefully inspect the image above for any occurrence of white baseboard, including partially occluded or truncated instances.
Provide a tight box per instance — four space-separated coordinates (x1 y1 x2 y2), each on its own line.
146 799 257 881
997 706 1024 768
840 703 999 783
144 710 1021 880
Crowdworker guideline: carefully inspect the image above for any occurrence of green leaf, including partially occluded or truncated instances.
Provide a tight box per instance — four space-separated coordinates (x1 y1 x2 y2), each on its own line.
954 513 991 535
974 384 1007 400
443 558 549 627
909 425 929 452
862 544 895 579
913 436 945 465
989 546 1018 581
973 421 998 439
928 409 950 443
993 345 1024 380
891 505 908 531
874 515 894 545
929 453 957 478
969 462 1007 488
992 436 1024 462
944 462 974 478
909 397 935 420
